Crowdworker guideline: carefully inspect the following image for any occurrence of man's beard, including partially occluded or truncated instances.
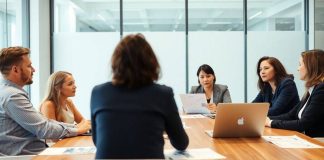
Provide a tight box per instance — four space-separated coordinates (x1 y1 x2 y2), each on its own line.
20 69 33 85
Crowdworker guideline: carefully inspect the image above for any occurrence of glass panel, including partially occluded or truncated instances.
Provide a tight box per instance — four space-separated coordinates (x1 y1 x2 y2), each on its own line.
0 0 29 92
0 0 27 47
248 0 303 31
315 0 324 49
53 0 120 118
124 0 185 32
189 0 243 31
54 0 120 32
53 33 120 118
136 32 186 103
124 1 185 108
188 0 244 102
247 0 305 102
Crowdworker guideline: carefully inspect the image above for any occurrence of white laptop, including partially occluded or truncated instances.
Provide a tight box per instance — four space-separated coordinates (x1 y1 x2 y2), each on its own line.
206 103 269 138
179 94 211 114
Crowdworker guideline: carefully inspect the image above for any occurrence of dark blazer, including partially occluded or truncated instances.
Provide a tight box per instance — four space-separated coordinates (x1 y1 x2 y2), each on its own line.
90 82 189 159
190 84 232 104
253 78 300 116
270 83 324 137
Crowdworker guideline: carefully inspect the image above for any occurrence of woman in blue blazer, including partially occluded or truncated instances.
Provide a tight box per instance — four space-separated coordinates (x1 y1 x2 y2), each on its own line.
190 64 232 113
90 34 189 159
253 56 300 116
266 49 324 137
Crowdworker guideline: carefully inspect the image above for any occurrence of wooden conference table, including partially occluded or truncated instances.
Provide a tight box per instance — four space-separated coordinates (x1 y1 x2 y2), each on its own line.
33 117 324 160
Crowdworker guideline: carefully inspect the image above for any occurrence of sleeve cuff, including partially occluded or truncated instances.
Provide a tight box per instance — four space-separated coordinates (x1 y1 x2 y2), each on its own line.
66 127 78 137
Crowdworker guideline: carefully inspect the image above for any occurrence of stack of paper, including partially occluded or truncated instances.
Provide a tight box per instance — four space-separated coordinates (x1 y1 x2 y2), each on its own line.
180 114 206 119
39 147 96 155
263 135 324 148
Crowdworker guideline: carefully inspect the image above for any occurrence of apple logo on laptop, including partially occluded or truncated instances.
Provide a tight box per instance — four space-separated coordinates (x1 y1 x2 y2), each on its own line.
237 117 244 125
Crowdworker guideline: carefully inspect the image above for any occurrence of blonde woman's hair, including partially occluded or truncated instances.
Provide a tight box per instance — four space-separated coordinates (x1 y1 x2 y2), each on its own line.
41 71 72 122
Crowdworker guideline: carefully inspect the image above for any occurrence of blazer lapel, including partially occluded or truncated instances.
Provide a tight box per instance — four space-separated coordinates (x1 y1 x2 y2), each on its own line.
212 85 220 104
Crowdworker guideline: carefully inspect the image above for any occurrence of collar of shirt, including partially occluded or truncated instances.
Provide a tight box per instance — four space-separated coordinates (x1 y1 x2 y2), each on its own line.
0 75 27 94
308 86 314 95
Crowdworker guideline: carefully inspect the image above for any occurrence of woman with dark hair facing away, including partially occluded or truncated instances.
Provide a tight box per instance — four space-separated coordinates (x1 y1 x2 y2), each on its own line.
266 49 324 137
90 33 189 159
253 56 300 116
190 64 232 113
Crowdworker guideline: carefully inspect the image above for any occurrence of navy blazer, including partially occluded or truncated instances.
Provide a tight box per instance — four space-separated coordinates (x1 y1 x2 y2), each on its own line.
190 84 232 104
253 78 300 116
270 83 324 137
90 82 189 159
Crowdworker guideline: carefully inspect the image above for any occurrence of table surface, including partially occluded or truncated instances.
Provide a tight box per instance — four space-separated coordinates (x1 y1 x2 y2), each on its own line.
33 117 324 160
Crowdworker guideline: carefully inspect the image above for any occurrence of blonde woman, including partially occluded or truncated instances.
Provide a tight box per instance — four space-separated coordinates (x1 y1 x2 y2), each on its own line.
40 71 86 124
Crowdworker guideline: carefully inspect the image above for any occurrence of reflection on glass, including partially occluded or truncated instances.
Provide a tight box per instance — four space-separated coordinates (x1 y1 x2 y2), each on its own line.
247 0 305 102
123 1 186 107
124 1 184 32
188 0 244 102
0 0 18 47
315 0 324 49
54 0 120 32
189 1 243 31
248 0 303 31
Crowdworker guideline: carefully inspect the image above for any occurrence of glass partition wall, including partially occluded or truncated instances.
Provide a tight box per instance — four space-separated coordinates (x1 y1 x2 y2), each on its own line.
0 0 29 48
247 0 306 101
52 0 308 118
315 0 324 50
0 0 29 92
53 0 120 117
188 1 244 102
123 1 186 106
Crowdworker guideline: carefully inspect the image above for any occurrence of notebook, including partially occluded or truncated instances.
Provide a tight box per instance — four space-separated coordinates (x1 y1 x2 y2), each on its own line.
179 94 211 114
206 103 269 138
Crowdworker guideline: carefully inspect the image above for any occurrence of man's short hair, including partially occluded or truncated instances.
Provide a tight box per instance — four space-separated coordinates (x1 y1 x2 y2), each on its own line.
0 46 30 75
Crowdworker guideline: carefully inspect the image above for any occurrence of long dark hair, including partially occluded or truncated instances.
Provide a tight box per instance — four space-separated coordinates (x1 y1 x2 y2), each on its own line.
256 56 291 93
111 33 160 88
196 64 216 84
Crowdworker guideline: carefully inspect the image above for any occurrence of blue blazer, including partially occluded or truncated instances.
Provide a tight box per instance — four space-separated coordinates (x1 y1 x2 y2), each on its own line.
90 82 189 159
253 78 300 116
190 84 232 104
270 83 324 137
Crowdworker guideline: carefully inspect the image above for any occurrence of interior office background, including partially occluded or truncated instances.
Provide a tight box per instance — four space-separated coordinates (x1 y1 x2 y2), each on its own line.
1 0 324 119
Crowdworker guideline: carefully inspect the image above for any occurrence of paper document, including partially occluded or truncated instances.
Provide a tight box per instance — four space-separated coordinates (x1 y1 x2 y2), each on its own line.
165 148 226 159
39 147 96 155
263 135 324 148
0 155 35 160
179 94 210 114
180 114 205 119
